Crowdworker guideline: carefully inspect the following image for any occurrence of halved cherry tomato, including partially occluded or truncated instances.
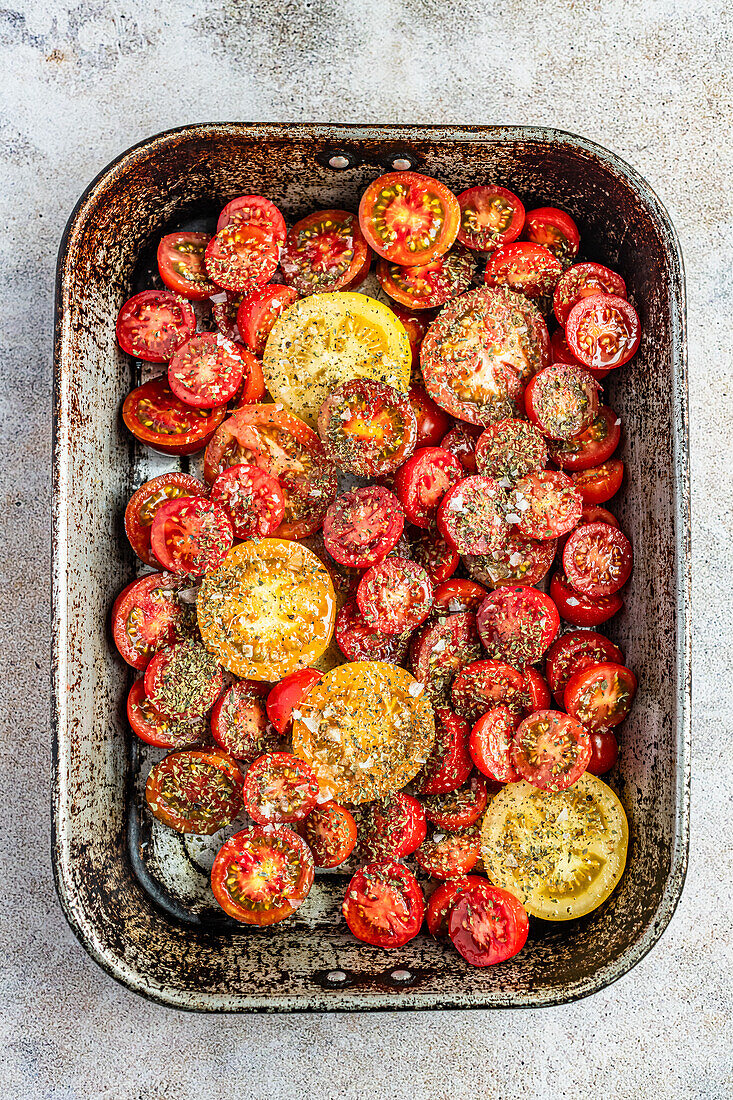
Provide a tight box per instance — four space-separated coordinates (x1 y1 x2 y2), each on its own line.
464 533 556 590
210 679 280 760
412 707 473 795
456 185 525 252
217 195 287 244
437 476 509 555
512 470 583 540
587 730 620 775
548 406 621 471
204 224 279 293
391 307 434 374
469 705 520 782
203 404 338 539
550 326 583 365
343 860 424 949
266 667 324 735
144 638 223 719
511 710 591 792
211 825 313 925
242 751 319 824
299 801 358 868
550 571 624 627
357 557 433 634
423 773 489 831
484 242 562 304
157 232 217 300
433 579 487 615
323 486 404 568
145 749 243 834
317 379 417 477
354 792 427 862
111 571 194 670
522 207 580 267
116 290 197 363
522 666 552 710
566 294 641 369
475 418 548 482
553 262 627 327
573 459 624 504
359 172 460 265
410 525 460 584
125 473 205 567
563 521 632 597
451 659 527 723
477 584 560 665
565 662 637 730
334 599 411 664
122 376 227 456
281 209 372 295
545 629 624 705
236 284 299 356
394 446 463 528
439 423 482 472
211 290 243 341
168 332 247 408
209 463 285 540
448 882 529 966
414 827 481 879
149 496 233 576
410 612 483 706
227 350 267 407
408 385 451 446
127 679 207 749
377 245 476 309
425 874 488 938
524 363 600 441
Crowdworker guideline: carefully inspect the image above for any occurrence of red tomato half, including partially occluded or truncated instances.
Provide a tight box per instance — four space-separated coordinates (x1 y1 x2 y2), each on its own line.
511 709 591 791
423 774 489 831
122 376 227 456
210 680 280 761
524 364 600 441
144 639 223 719
484 242 562 303
573 459 624 504
553 262 627 327
359 172 460 265
127 679 207 749
440 423 482 472
204 224 279 294
211 825 313 925
550 571 624 627
550 326 583 365
111 572 194 670
125 473 205 567
410 526 460 584
168 332 247 408
281 209 372 296
334 599 411 664
475 418 548 482
343 861 424 949
211 290 243 342
412 707 473 796
414 828 481 879
216 195 287 244
377 245 477 310
116 290 196 363
354 793 427 862
157 232 216 300
409 612 482 705
242 752 319 824
433 578 488 615
357 557 433 634
391 306 434 371
266 668 324 735
236 284 299 356
299 801 357 868
512 470 583 540
317 379 417 477
522 666 552 710
209 463 285 540
408 385 451 446
437 476 509 555
456 185 525 252
565 662 637 730
587 730 619 775
563 521 632 597
451 659 527 723
146 749 243 834
464 533 556 590
469 705 520 782
149 496 233 577
394 446 463 528
449 883 529 967
426 875 488 938
477 585 560 665
545 629 624 704
566 294 641 370
522 207 580 267
548 406 621 471
323 486 404 568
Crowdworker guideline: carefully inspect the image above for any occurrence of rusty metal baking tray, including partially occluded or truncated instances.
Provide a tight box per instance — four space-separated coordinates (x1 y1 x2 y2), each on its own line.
52 123 690 1011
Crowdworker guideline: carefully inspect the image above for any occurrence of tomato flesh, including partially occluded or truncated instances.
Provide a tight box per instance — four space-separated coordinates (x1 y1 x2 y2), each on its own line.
266 667 324 735
394 446 463 528
127 679 207 749
125 473 205 567
545 629 625 702
484 242 562 303
565 662 637 730
573 459 624 504
144 638 223 719
412 707 473 796
553 262 627 327
334 599 411 664
359 171 460 265
211 825 314 925
566 293 640 369
281 209 371 295
469 705 520 782
210 680 280 760
146 750 243 834
432 578 487 615
456 185 525 252
522 207 580 267
357 556 433 634
204 224 279 294
242 751 319 824
422 773 489 831
475 418 548 482
464 533 556 590
548 406 621 471
426 874 488 938
323 486 405 568
236 284 299 356
299 801 357 868
377 245 477 309
122 376 226 456
157 232 216 300
210 463 285 540
149 495 233 576
448 883 529 967
414 827 481 879
476 584 560 665
511 709 591 792
550 571 624 627
317 379 417 477
563 521 632 597
216 195 287 244
354 792 427 862
116 290 197 363
343 861 424 949
168 332 247 408
409 612 482 705
524 363 600 441
437 475 509 555
512 470 583 541
111 572 194 670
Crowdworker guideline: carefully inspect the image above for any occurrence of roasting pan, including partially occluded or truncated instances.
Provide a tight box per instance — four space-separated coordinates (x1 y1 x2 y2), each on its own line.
52 123 690 1011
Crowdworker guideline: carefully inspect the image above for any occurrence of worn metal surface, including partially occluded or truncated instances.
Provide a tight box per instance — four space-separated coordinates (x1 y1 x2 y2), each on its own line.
52 123 690 1012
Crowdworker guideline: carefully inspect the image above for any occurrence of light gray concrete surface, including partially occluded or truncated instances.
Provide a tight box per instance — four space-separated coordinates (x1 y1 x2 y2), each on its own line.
1 1 732 1097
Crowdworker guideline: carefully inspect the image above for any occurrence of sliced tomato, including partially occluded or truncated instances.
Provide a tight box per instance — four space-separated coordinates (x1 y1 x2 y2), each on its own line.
145 749 243 834
477 584 560 665
391 307 434 373
522 666 552 710
204 224 279 294
414 827 481 879
521 207 580 267
563 521 632 597
157 232 216 300
469 705 520 782
149 495 233 576
343 860 424 948
545 629 624 704
394 446 463 528
475 418 548 482
323 486 404 568
410 612 482 705
227 350 267 407
587 730 620 775
432 578 487 615
242 751 319 824
203 404 338 539
548 406 621 471
463 533 556 590
144 638 223 719
216 195 287 244
408 385 452 446
410 525 460 584
377 244 477 309
512 470 583 540
281 209 371 295
448 883 529 966
299 801 357 868
484 242 562 304
354 792 427 862
334 599 411 664
125 473 205 567
122 376 226 456
511 710 591 791
209 463 285 540
127 679 207 749
566 294 641 370
553 262 627 327
210 680 280 760
524 364 600 441
317 379 417 477
565 662 637 730
359 172 460 265
116 290 197 363
439 423 482 472
111 571 194 670
356 557 433 634
235 284 299 356
456 185 525 252
266 668 324 735
211 825 313 925
423 773 489 830
437 476 509 555
550 571 624 627
451 659 527 723
168 332 247 408
412 707 473 796
425 874 488 938
550 326 584 365
211 290 243 341
573 459 624 504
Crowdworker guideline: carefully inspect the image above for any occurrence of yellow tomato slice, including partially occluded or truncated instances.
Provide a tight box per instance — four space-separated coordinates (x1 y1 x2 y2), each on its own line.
292 661 435 803
480 774 628 920
263 292 412 428
197 539 336 681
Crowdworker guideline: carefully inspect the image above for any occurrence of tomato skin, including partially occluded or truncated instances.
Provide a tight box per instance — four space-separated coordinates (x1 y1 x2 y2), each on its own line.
353 792 427 862
217 195 287 244
553 262 627 327
205 223 279 294
210 680 280 761
125 473 205 567
548 406 621 472
484 242 563 303
550 326 583 365
266 668 324 735
228 349 266 407
122 376 227 456
149 496 233 577
566 293 641 370
236 284 299 356
111 571 194 670
323 485 405 568
477 585 560 665
524 364 600 441
513 470 583 541
127 679 207 749
522 207 580 267
563 521 633 597
469 705 520 782
299 801 357 868
211 825 314 925
414 828 481 879
426 875 488 938
410 526 460 584
334 599 411 664
573 459 624 504
586 730 620 775
522 666 552 710
343 861 424 949
359 172 460 265
511 709 591 792
116 290 197 363
456 185 525 252
146 750 244 835
439 423 481 472
394 446 463 529
376 245 477 310
412 707 473 796
157 232 217 300
281 209 371 296
448 883 529 966
545 629 624 703
242 751 319 824
550 571 624 627
433 578 487 615
408 385 452 446
565 662 637 730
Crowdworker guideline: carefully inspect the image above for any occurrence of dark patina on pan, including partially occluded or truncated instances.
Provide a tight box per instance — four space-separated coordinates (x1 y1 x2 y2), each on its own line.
52 123 690 1012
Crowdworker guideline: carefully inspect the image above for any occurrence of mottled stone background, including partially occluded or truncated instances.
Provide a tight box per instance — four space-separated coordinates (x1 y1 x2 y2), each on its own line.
1 1 731 1097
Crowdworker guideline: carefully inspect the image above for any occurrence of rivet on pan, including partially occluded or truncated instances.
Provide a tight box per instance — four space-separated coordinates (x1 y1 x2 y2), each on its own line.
390 968 412 983
328 154 352 170
325 969 349 985
390 157 414 171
